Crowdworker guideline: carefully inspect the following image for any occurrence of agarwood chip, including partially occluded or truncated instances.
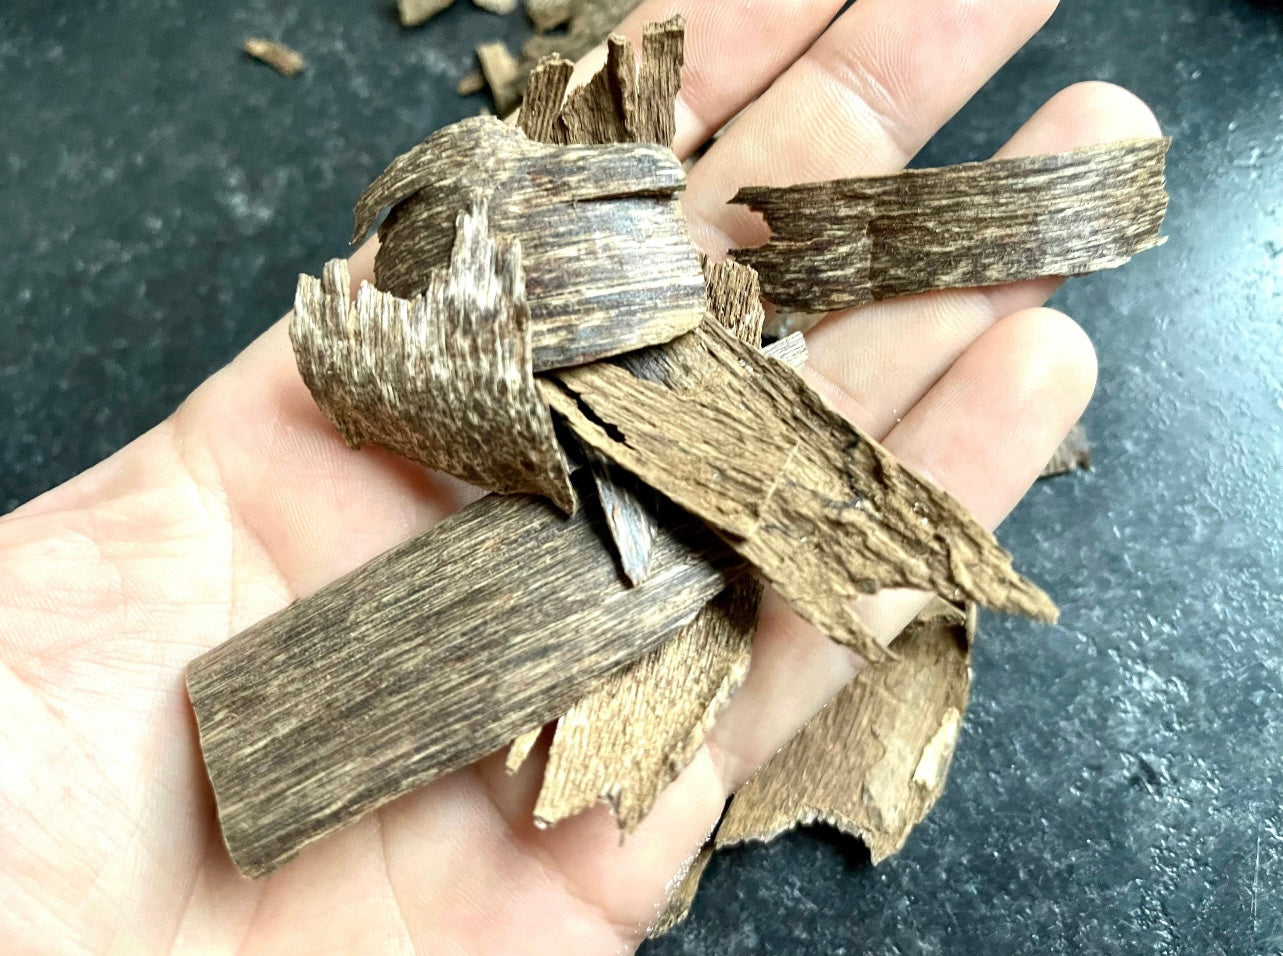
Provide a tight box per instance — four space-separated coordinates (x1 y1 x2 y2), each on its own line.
761 331 808 369
715 602 975 862
399 0 454 27
355 116 705 371
546 321 1057 661
734 138 1171 312
586 448 658 586
506 727 543 774
242 38 305 77
477 42 522 115
187 478 743 878
1041 422 1092 478
456 69 486 96
517 56 574 142
473 0 519 13
534 577 761 830
291 197 574 512
648 845 713 939
526 0 575 32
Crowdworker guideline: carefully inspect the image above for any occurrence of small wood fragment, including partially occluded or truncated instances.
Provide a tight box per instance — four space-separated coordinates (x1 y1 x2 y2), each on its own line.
534 577 761 830
715 602 975 862
761 332 808 369
586 449 658 586
399 0 454 27
1041 422 1092 478
648 846 713 939
477 42 523 115
526 0 575 32
546 321 1057 661
473 0 519 13
292 197 574 512
242 38 305 77
734 138 1171 312
187 479 743 877
506 727 543 774
456 69 486 96
355 117 705 371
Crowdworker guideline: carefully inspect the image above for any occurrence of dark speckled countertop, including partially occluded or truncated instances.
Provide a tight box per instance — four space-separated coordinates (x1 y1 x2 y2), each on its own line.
3 1 1281 952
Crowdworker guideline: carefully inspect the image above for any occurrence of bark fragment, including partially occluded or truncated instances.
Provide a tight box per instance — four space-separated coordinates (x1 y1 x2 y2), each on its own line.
355 117 704 371
242 38 305 77
291 197 574 512
1041 422 1092 478
715 602 975 862
187 479 743 878
734 138 1171 312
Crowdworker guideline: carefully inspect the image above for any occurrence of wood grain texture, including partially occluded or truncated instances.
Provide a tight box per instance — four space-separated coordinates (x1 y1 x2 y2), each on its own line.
506 727 543 774
546 321 1057 662
586 447 658 586
242 38 305 77
734 138 1171 312
761 331 808 369
647 846 713 939
291 198 574 512
398 0 454 27
715 602 974 862
534 577 762 830
354 116 705 371
187 480 742 877
1041 422 1092 478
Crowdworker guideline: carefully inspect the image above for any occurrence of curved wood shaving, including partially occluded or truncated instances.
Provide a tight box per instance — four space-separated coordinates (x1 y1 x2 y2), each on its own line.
716 602 974 862
534 577 761 831
734 138 1171 312
354 117 704 371
291 197 574 512
546 321 1056 662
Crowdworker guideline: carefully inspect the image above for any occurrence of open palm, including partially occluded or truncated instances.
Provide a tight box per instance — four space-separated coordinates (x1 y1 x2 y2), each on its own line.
0 0 1158 951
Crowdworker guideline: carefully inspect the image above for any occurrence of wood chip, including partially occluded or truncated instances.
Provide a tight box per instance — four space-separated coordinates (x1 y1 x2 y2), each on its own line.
761 331 808 369
354 116 705 372
456 69 486 96
1041 422 1092 478
399 0 454 27
526 0 575 33
586 448 658 586
291 197 574 512
473 0 519 13
734 138 1171 312
477 41 523 115
648 846 713 939
534 577 761 830
187 479 743 877
506 727 543 774
715 601 975 862
242 38 305 77
545 321 1057 662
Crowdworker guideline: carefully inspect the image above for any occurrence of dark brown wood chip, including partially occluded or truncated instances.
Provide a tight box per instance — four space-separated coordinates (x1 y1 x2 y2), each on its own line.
715 601 974 862
187 480 742 878
291 197 574 512
399 0 454 27
242 38 305 77
734 138 1171 312
545 321 1057 662
586 448 658 586
354 116 705 371
1041 422 1092 478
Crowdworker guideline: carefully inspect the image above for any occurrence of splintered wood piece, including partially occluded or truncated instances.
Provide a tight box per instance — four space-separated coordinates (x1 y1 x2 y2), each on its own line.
187 479 743 878
586 448 658 586
242 38 305 77
477 42 522 115
534 577 761 830
506 727 543 774
648 846 713 939
355 117 705 371
701 257 766 345
519 17 684 147
546 321 1056 662
761 332 808 369
734 138 1171 312
517 56 574 142
291 197 574 512
399 0 454 26
715 602 974 862
1041 422 1092 478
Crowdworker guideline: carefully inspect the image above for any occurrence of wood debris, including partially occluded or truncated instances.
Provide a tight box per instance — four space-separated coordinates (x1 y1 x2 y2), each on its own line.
473 0 519 13
187 479 743 877
506 727 543 773
715 601 975 862
477 42 522 115
242 38 305 77
456 69 486 96
1041 422 1092 478
292 198 575 512
648 846 713 939
354 118 704 372
735 138 1171 311
526 0 575 33
399 0 454 27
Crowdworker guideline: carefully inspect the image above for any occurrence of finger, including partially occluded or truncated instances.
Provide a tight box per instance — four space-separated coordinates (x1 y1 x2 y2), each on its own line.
708 306 1098 788
803 81 1161 439
683 0 1061 255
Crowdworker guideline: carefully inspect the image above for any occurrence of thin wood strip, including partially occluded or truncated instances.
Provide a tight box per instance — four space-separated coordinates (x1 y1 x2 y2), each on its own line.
558 36 637 144
518 56 574 143
187 480 742 877
506 727 543 774
715 602 974 862
586 448 658 586
761 331 808 369
734 138 1171 312
242 39 305 77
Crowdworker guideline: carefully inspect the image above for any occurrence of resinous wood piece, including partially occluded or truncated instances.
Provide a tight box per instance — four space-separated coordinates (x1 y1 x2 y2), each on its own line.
716 602 974 863
292 199 574 511
734 138 1171 312
187 482 742 878
354 117 705 371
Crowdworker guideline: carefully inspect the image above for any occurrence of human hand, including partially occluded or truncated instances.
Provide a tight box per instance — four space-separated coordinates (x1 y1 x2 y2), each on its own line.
0 0 1158 951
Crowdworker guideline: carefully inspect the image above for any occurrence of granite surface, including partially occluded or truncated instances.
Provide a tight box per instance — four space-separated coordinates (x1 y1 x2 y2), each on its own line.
2 1 1280 953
